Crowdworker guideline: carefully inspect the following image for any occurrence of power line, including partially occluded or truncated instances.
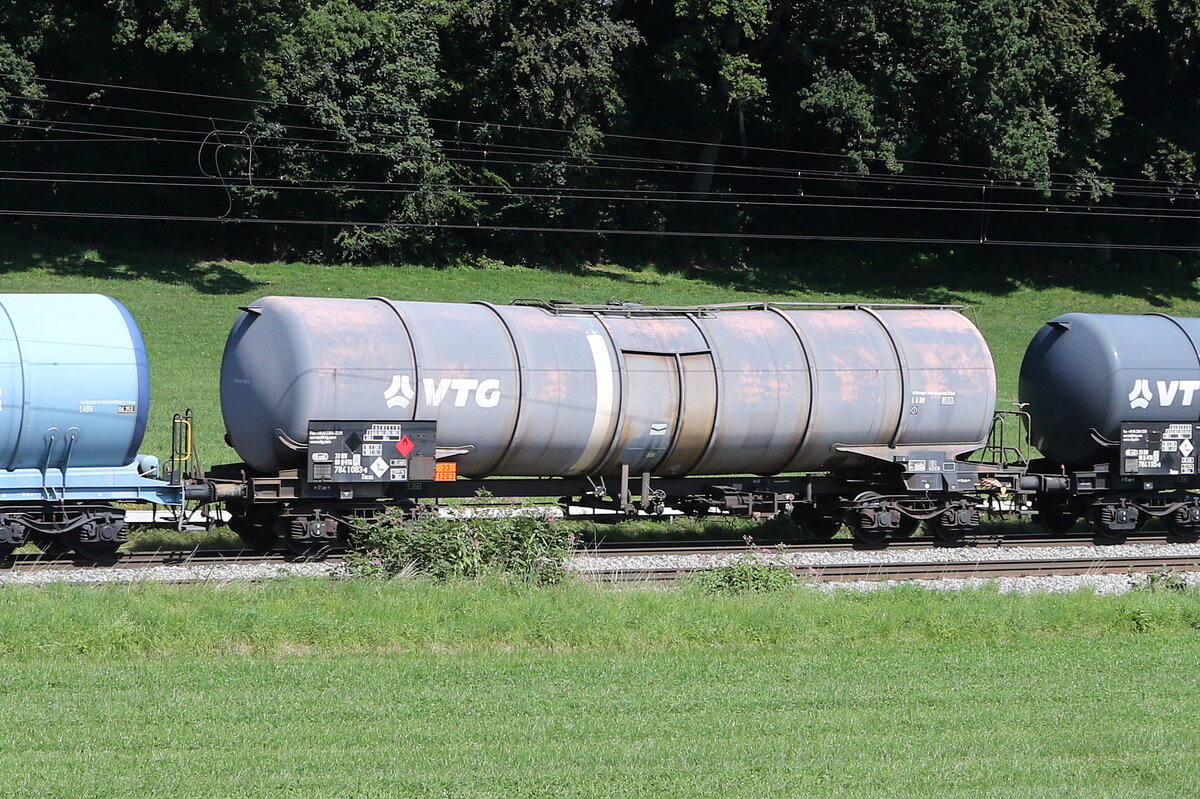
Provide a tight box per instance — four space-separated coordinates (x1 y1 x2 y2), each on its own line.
10 112 1193 206
11 72 1199 191
9 100 1200 203
5 83 1200 245
6 172 1200 223
1 207 1197 253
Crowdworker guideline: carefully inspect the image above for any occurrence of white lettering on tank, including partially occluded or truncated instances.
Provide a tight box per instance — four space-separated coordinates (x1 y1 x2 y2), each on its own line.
1157 380 1179 406
1183 381 1200 406
1130 379 1200 409
383 375 415 409
387 375 502 409
449 378 477 407
423 378 453 406
1129 379 1152 410
476 379 501 408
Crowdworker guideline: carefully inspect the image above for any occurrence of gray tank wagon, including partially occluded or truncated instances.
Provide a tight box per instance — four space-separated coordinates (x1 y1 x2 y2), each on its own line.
214 296 1010 549
1019 312 1200 538
222 297 996 478
1021 312 1200 469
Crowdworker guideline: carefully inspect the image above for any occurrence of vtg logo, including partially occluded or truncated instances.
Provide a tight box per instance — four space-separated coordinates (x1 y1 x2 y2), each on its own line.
1128 378 1200 410
384 375 501 409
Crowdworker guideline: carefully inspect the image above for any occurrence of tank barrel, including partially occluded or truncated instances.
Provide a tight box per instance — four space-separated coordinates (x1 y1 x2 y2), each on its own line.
220 297 997 479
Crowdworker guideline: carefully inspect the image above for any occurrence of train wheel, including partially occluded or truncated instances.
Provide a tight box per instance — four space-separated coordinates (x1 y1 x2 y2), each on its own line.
68 536 121 563
791 508 842 541
847 524 888 548
1037 499 1077 535
0 544 16 561
30 532 70 557
891 515 920 540
1091 526 1127 545
278 516 339 558
927 516 964 546
1165 509 1200 543
1089 505 1133 545
845 492 891 548
229 514 278 551
67 518 127 563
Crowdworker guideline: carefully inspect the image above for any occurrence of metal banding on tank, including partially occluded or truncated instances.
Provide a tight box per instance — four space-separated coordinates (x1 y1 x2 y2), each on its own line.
1020 312 1200 468
0 294 151 470
220 297 997 477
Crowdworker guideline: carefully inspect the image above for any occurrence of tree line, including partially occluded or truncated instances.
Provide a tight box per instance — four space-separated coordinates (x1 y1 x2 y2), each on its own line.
1 0 1197 263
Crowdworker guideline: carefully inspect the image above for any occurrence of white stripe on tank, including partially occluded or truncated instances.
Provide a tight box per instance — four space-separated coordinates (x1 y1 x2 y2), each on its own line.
570 332 615 473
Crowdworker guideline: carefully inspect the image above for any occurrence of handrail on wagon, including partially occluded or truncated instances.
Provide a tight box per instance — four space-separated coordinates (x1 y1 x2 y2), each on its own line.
513 298 967 316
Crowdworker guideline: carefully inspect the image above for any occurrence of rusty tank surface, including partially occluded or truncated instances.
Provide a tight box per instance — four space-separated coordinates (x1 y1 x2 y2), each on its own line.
220 297 996 478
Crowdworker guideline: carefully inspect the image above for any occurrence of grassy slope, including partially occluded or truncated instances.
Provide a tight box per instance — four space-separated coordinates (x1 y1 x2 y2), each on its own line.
5 240 1200 795
1 581 1200 797
5 644 1196 798
3 237 1199 464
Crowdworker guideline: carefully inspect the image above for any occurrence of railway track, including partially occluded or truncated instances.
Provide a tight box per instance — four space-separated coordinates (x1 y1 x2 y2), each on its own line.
3 534 1200 588
584 530 1191 557
582 554 1200 584
2 548 344 571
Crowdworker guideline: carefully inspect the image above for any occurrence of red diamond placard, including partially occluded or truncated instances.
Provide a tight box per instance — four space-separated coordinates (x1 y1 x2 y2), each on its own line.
395 435 415 457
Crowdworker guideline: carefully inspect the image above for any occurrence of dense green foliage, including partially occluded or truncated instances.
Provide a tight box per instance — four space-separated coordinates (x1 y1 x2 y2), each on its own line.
688 555 797 593
3 1 1200 261
346 501 572 584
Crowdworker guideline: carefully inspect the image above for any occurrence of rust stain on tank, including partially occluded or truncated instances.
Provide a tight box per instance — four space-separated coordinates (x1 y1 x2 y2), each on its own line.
887 309 973 332
786 310 871 333
728 373 794 406
281 299 404 368
709 312 791 342
538 370 572 401
602 317 708 352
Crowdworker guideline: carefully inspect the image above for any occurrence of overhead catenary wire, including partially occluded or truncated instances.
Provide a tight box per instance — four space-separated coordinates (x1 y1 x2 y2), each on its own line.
0 98 1159 198
6 87 1198 203
7 110 1198 206
10 72 1200 192
0 207 1196 253
1 89 1195 200
4 78 1200 251
4 171 1200 223
3 135 1199 222
3 164 1196 216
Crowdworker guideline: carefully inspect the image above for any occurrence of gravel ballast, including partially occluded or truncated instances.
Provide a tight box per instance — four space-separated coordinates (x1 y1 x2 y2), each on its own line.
569 541 1200 573
3 541 1200 594
0 562 338 586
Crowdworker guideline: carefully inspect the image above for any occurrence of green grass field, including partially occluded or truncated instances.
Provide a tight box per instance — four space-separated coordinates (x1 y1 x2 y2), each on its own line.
3 236 1198 464
2 580 1200 797
5 237 1200 796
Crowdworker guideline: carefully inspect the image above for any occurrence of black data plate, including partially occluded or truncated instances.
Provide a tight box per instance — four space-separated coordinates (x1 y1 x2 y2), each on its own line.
307 421 437 483
1120 422 1200 476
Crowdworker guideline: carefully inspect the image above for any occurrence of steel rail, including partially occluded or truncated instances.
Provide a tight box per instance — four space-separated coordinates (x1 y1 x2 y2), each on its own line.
582 554 1200 584
1 548 345 571
582 531 1188 557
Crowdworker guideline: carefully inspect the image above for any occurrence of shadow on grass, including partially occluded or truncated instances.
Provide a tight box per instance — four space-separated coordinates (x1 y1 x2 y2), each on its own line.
511 241 1200 306
7 232 1200 305
0 236 264 295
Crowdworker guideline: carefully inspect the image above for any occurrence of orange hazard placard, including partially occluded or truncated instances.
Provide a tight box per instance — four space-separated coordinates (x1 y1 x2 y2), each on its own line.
435 461 458 482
